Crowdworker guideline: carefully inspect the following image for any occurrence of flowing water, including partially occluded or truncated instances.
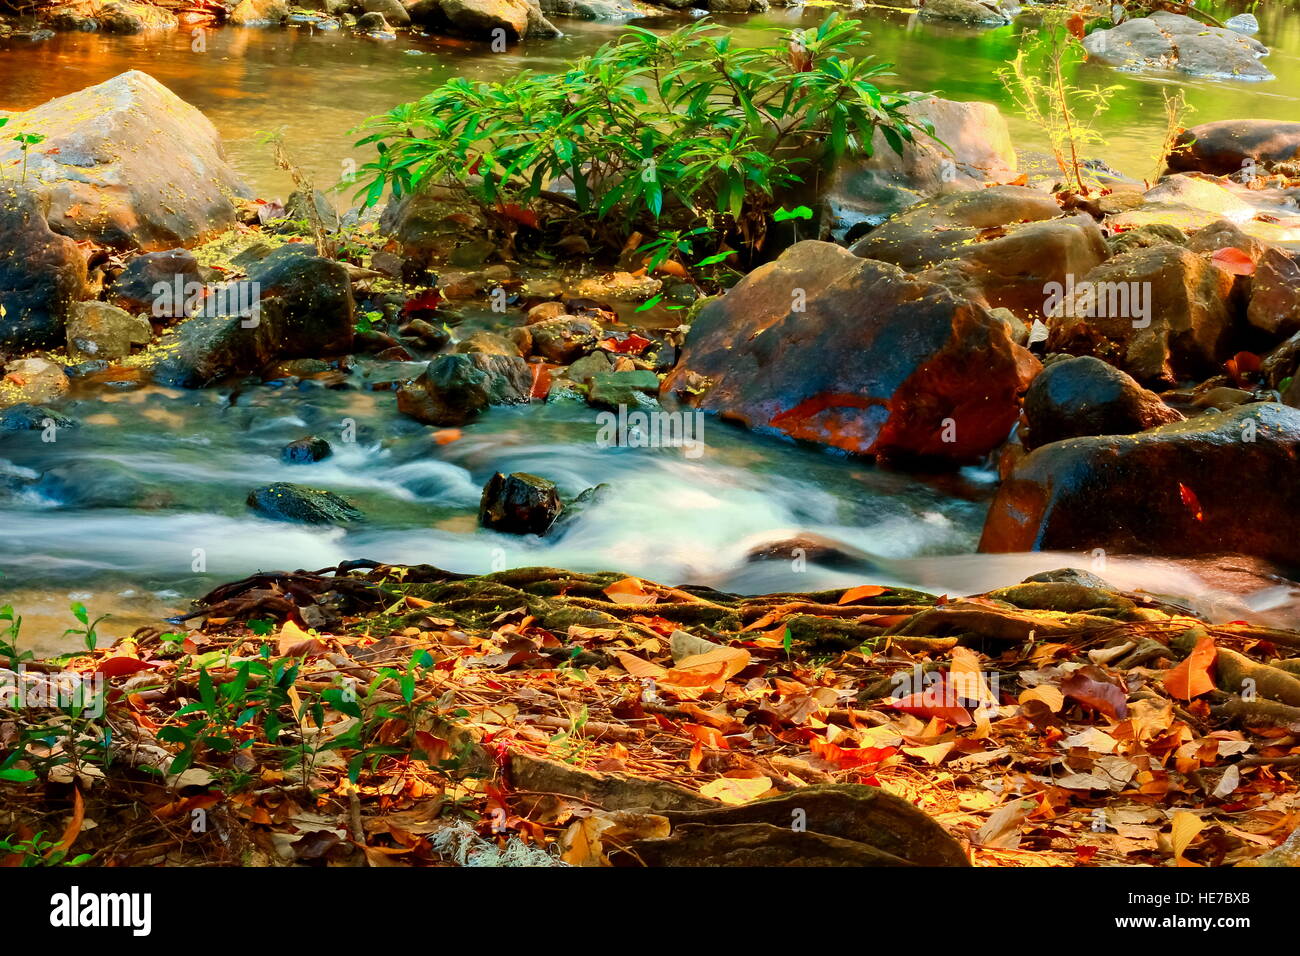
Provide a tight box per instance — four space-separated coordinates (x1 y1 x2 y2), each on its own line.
2 6 1299 650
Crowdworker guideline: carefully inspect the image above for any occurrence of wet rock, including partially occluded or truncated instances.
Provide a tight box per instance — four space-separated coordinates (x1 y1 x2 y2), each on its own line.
850 186 1107 317
283 190 341 232
142 245 355 388
1247 247 1300 340
706 0 767 11
0 185 88 350
562 351 613 387
479 471 562 535
109 249 203 317
455 330 521 356
247 245 356 343
411 0 558 39
247 482 363 524
801 97 1018 241
1169 119 1300 175
1185 219 1264 260
1021 356 1184 450
1022 568 1114 589
587 370 660 410
1 357 69 406
378 183 486 264
570 271 661 301
0 404 76 431
1044 244 1236 385
662 241 1039 462
356 11 392 31
1082 12 1272 81
529 316 603 363
539 0 651 19
229 0 290 22
65 302 152 363
0 71 249 250
281 436 333 464
34 460 174 509
917 0 1010 26
1108 223 1188 255
980 403 1300 565
1225 13 1259 33
525 301 568 325
399 317 450 350
396 352 532 425
99 1 178 31
361 0 411 24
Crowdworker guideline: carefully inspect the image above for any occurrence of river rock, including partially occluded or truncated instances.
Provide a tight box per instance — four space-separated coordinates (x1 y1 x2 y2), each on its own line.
99 1 177 31
1 357 69 406
141 247 355 387
0 71 249 250
1021 356 1183 450
361 0 411 24
851 186 1108 317
917 0 1011 26
247 245 356 345
228 0 290 23
539 0 652 19
66 301 153 362
797 96 1019 241
454 330 520 356
282 436 333 463
247 482 363 524
410 0 558 39
1044 244 1236 385
109 249 203 317
588 369 660 410
661 241 1039 462
396 352 532 425
1247 247 1300 340
706 0 768 11
34 460 173 509
356 11 391 31
529 316 603 363
479 471 562 535
0 185 88 350
1169 120 1300 175
0 403 76 431
378 183 486 264
980 403 1300 565
1082 12 1272 81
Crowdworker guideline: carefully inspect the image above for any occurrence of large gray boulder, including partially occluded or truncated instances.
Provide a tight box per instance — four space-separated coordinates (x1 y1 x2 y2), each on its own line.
1082 12 1272 81
0 71 250 250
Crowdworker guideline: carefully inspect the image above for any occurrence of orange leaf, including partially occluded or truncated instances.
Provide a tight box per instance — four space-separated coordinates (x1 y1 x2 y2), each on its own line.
603 577 657 606
94 656 156 678
682 723 730 749
431 429 462 445
1163 635 1217 700
838 584 888 605
1211 246 1255 276
53 787 84 858
1179 482 1204 522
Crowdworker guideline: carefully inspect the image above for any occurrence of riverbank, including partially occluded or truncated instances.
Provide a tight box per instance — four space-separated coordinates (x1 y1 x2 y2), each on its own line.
3 562 1299 867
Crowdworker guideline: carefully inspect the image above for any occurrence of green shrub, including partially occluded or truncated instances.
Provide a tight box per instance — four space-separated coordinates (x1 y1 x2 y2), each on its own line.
354 15 929 265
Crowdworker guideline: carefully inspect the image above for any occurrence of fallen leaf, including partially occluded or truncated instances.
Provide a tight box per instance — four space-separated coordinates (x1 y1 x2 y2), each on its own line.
838 584 888 605
1163 635 1217 700
699 776 772 805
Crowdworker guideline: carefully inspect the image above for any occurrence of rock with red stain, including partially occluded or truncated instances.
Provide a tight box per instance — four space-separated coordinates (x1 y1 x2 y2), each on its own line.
980 402 1300 564
660 241 1039 463
849 186 1108 318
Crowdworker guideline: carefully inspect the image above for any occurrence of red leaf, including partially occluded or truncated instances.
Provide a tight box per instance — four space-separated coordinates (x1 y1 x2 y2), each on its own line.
809 739 896 770
1211 247 1255 276
495 202 539 229
95 657 157 678
1059 670 1128 718
528 363 554 400
401 289 443 315
597 333 652 355
1179 482 1203 522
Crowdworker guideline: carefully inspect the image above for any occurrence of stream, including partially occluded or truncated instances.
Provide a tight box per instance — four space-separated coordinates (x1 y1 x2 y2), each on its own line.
2 5 1299 652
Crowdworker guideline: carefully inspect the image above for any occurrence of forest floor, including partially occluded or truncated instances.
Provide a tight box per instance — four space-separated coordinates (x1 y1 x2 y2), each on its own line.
4 562 1300 868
